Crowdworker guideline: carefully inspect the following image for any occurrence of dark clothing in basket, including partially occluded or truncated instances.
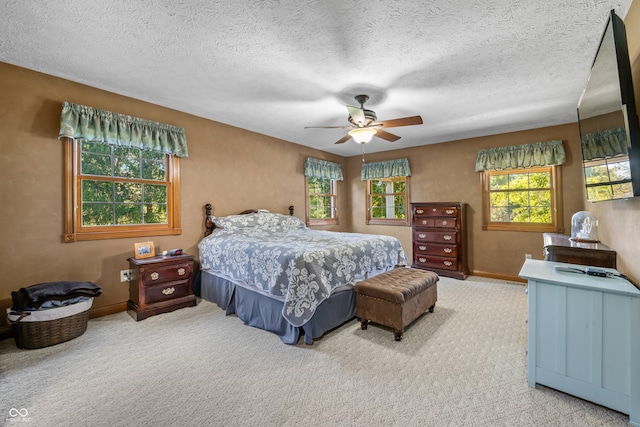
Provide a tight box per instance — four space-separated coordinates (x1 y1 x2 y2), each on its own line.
11 281 102 310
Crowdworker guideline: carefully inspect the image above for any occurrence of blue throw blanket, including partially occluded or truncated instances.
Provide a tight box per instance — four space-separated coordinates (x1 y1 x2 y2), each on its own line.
11 281 102 310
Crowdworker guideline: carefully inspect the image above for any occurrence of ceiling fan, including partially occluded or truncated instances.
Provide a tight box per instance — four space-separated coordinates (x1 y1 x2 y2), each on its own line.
305 94 423 144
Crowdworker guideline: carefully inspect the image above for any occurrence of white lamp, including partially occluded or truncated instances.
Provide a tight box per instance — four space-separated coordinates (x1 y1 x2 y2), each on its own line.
348 127 377 144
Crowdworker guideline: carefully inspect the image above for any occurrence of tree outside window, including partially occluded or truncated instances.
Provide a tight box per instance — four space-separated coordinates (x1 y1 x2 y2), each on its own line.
64 139 181 242
481 166 562 232
367 176 410 226
306 176 338 225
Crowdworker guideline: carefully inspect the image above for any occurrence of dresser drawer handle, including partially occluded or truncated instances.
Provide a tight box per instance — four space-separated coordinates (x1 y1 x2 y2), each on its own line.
442 220 448 226
162 287 175 295
419 246 426 250
421 220 428 225
151 272 159 281
178 268 186 276
443 248 452 253
416 209 424 214
432 208 437 212
443 235 452 241
419 257 426 263
443 261 452 266
446 209 454 214
418 234 426 238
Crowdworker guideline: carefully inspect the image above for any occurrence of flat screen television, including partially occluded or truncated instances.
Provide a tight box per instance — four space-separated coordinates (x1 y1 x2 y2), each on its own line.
577 10 640 202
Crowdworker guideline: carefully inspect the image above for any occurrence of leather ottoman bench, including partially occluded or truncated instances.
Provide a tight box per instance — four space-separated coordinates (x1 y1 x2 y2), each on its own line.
355 267 438 341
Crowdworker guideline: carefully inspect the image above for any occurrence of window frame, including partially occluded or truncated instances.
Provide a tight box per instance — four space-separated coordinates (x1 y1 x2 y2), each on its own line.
305 176 338 226
480 165 563 233
366 176 411 226
62 137 182 242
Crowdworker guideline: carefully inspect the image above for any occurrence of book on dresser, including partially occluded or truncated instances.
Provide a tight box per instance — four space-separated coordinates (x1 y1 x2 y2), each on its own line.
411 202 468 280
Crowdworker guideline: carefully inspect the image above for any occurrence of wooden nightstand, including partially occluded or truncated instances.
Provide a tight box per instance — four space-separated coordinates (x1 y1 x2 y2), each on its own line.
127 253 197 321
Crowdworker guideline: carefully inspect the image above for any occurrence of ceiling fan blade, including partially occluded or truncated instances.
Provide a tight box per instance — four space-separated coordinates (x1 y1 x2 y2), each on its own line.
304 125 352 129
346 105 366 127
335 134 352 144
376 115 423 128
374 129 401 142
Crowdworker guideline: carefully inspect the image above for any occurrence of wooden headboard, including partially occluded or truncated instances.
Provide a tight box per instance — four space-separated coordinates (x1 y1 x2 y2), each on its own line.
204 204 295 237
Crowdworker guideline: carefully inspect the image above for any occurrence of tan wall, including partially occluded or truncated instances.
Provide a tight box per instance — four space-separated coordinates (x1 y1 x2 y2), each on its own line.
583 4 640 285
346 123 585 281
0 63 348 315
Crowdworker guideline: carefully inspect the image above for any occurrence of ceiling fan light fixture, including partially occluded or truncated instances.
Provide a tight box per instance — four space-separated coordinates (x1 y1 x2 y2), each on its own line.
348 127 377 144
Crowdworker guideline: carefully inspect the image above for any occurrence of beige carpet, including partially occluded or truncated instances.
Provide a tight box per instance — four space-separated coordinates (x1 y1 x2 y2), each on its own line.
0 276 630 426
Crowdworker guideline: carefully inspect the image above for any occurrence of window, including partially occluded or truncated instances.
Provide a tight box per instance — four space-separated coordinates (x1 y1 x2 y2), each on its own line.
367 176 410 226
583 154 634 201
306 176 338 225
481 166 562 232
63 139 181 242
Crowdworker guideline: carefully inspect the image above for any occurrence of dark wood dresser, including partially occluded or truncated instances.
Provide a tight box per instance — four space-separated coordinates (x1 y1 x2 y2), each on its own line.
411 202 468 280
542 233 616 269
127 253 197 321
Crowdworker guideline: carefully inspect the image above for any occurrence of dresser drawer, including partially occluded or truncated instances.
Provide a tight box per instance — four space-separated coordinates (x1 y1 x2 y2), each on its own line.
414 254 458 271
414 217 435 227
142 262 191 284
414 230 457 244
414 206 458 217
414 243 458 258
145 279 191 304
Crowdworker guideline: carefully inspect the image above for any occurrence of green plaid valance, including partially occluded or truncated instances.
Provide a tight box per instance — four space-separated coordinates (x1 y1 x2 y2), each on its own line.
58 102 188 157
475 140 565 172
361 158 411 180
581 127 628 161
303 158 343 180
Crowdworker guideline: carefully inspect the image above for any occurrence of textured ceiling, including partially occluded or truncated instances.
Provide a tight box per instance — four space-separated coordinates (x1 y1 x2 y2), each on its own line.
0 0 633 157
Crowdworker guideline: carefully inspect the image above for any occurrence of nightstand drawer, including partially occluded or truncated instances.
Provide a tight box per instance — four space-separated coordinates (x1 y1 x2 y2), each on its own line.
414 254 458 271
145 280 191 304
142 262 191 284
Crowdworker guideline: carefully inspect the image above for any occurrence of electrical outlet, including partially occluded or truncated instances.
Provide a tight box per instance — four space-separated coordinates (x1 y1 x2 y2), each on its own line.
120 269 132 282
525 254 532 260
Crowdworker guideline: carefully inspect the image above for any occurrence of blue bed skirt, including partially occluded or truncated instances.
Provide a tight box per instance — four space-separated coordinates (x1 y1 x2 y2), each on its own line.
198 270 356 344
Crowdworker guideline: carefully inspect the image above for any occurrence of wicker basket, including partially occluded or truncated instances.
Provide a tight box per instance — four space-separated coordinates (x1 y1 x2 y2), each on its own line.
10 308 90 349
8 301 92 349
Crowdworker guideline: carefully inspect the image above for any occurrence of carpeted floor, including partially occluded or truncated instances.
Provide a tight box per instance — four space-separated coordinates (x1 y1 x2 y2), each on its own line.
0 276 631 426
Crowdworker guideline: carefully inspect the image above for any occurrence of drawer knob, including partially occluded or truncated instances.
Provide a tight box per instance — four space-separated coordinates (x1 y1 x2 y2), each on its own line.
416 209 424 214
443 248 452 253
419 257 426 262
419 246 426 250
151 272 159 281
419 234 426 238
444 261 452 266
422 220 427 225
442 220 448 225
446 209 454 214
162 287 175 295
178 268 186 276
432 208 437 212
443 235 452 241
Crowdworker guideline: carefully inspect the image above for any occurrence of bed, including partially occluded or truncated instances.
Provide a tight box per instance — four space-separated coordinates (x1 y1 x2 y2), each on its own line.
197 204 407 344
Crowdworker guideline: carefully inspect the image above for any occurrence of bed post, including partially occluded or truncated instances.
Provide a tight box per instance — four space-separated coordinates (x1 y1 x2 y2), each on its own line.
204 203 215 237
289 205 294 216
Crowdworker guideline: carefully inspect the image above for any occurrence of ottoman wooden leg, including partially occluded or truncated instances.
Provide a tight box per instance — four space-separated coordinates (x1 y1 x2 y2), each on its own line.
429 304 435 313
394 331 403 341
360 319 369 330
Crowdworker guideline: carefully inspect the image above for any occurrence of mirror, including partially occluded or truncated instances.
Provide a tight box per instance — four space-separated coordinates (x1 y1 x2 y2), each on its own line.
577 10 640 202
